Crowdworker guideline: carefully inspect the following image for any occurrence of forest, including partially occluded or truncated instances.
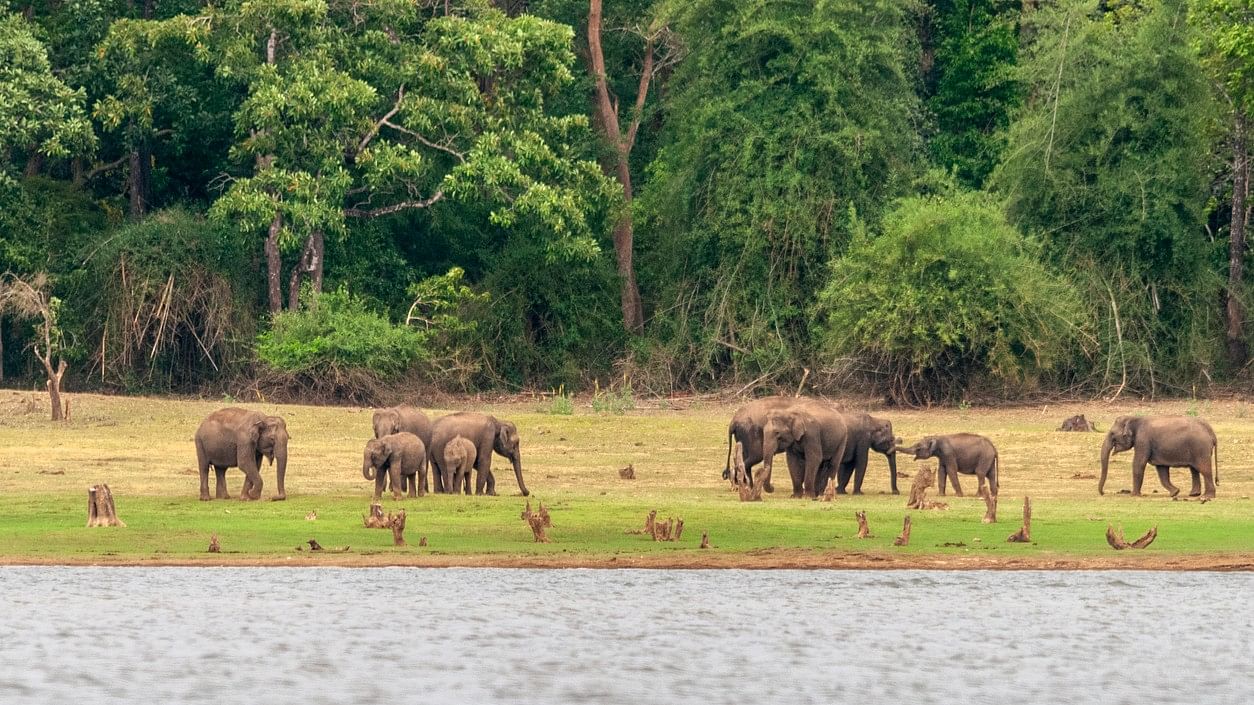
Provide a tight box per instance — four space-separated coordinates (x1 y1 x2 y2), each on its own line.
0 0 1251 405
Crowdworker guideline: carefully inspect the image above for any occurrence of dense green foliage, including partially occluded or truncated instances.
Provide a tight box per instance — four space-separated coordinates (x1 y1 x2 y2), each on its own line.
816 192 1084 403
0 0 1249 401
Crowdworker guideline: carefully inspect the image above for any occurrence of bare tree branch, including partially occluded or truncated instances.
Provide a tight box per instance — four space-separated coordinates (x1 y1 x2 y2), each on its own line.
344 190 445 218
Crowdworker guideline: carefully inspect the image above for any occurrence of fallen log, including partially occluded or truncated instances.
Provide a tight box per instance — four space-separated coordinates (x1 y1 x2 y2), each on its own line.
856 510 872 539
893 516 912 546
1007 496 1031 542
86 484 125 527
1106 524 1158 550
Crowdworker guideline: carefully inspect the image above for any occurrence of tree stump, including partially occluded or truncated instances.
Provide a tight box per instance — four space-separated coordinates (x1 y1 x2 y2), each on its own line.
673 518 684 541
388 510 406 546
618 464 635 479
855 510 872 539
1007 496 1032 542
521 501 552 543
699 531 710 549
1106 524 1158 550
979 487 997 524
905 466 936 509
627 509 657 535
419 536 428 547
1058 414 1096 432
305 510 317 521
207 534 220 553
86 484 125 527
733 442 762 501
652 517 672 541
893 515 912 546
307 539 323 551
822 479 835 502
363 503 388 528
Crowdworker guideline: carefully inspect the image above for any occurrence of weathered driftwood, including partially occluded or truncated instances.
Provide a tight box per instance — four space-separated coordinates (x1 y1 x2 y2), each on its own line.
893 515 912 546
699 531 710 549
618 464 635 480
207 534 220 553
521 501 552 543
363 503 388 528
86 484 125 527
389 510 406 546
1106 524 1158 550
856 510 872 539
979 487 998 524
1007 496 1032 542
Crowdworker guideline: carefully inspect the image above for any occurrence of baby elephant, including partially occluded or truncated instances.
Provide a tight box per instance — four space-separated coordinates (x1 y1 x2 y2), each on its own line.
363 432 427 501
442 435 477 496
898 433 999 497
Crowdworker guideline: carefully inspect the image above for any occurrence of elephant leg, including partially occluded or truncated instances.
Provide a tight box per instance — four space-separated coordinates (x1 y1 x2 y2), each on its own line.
239 472 261 501
786 452 805 498
213 465 230 500
947 465 963 497
835 461 854 494
852 460 868 495
936 463 947 496
474 467 488 495
1155 465 1180 498
196 445 212 501
406 474 417 498
1188 468 1202 497
1131 451 1149 496
388 465 402 501
374 471 386 501
1199 462 1217 499
977 473 986 497
485 470 497 496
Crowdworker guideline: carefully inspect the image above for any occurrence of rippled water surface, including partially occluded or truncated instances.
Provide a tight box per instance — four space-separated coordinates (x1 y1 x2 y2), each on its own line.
0 567 1249 704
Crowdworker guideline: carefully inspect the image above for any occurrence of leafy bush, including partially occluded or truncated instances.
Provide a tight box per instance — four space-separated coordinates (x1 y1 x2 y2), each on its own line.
546 385 575 415
590 378 634 414
814 192 1087 404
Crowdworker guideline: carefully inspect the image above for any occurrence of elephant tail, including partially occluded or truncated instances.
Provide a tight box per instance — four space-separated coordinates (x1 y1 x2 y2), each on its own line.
1213 438 1219 486
992 453 999 494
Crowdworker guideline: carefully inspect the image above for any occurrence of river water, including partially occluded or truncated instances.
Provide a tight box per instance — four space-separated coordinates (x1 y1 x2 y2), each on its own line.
0 567 1248 704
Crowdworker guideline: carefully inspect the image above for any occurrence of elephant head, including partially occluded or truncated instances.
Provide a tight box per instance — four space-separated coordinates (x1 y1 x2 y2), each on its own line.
362 438 390 481
1099 416 1138 495
493 419 529 496
760 409 809 479
867 417 900 493
238 415 288 500
372 408 401 439
897 437 940 460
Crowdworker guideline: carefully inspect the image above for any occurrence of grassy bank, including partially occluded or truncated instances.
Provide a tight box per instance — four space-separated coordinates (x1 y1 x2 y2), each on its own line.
0 391 1252 569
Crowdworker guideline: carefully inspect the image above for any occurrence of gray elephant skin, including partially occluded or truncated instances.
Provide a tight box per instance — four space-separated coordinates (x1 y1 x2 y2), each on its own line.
817 412 899 495
442 435 477 495
721 395 798 492
363 432 427 500
1099 415 1218 498
373 405 433 493
429 412 529 496
898 433 998 497
194 407 289 501
760 403 849 499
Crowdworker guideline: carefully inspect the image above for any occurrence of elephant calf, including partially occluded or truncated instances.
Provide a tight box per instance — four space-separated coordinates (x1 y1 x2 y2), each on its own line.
442 435 477 495
898 433 999 497
363 432 427 501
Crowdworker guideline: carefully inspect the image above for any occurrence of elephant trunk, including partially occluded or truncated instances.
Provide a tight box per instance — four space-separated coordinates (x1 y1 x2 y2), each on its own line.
887 450 899 494
512 454 529 496
274 440 288 500
362 450 376 481
1098 435 1113 495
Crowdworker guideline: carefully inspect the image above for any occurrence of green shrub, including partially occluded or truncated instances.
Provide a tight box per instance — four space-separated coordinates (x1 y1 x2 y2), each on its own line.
547 385 575 415
591 379 634 414
814 192 1087 404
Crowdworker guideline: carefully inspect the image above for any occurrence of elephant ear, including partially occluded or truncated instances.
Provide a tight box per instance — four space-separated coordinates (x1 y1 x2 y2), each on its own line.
789 413 807 441
928 438 942 455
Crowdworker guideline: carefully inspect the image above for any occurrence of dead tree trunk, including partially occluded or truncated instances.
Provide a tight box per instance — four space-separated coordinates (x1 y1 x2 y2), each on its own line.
363 502 388 528
521 501 552 543
1007 496 1032 542
733 442 763 501
208 534 221 552
1226 109 1249 369
856 510 872 538
389 510 406 546
264 214 284 314
980 487 997 524
905 466 935 509
45 358 66 422
893 516 912 546
699 531 710 549
86 484 125 527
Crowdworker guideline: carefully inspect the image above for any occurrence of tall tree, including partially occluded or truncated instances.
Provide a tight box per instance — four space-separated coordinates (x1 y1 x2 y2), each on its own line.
1191 0 1254 368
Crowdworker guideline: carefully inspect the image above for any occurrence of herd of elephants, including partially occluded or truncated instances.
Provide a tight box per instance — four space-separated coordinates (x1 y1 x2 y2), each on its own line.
191 395 1222 505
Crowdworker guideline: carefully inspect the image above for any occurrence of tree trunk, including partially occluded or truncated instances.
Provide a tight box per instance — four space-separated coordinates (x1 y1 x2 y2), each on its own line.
1227 110 1249 369
285 230 326 311
893 515 912 546
855 510 872 538
587 0 646 334
265 213 283 314
1007 496 1032 542
127 145 151 219
0 315 5 382
24 151 43 177
45 358 66 422
86 484 125 527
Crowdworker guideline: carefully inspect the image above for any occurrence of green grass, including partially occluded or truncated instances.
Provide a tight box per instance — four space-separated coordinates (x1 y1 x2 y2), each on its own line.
0 390 1251 566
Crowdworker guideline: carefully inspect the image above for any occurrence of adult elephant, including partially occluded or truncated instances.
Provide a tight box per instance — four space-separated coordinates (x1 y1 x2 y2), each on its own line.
721 396 807 491
815 412 899 495
194 408 289 501
429 413 529 496
372 405 433 492
1099 415 1218 499
897 434 998 497
760 404 849 499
